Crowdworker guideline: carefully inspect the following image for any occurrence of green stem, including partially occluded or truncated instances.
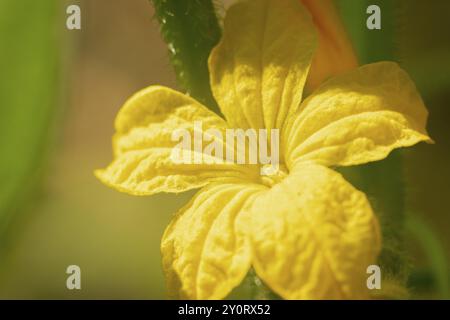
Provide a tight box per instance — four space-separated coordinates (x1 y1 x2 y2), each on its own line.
337 0 410 287
151 0 221 112
406 214 449 299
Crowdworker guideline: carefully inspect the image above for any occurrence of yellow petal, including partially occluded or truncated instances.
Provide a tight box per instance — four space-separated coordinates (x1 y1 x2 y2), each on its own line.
249 163 381 299
301 0 359 91
95 86 258 196
161 182 266 299
209 0 317 130
284 62 432 168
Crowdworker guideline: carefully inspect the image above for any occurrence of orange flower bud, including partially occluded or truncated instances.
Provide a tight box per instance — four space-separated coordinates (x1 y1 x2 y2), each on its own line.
301 0 359 91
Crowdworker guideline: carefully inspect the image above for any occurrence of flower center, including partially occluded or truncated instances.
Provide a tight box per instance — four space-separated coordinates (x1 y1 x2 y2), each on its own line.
260 164 289 187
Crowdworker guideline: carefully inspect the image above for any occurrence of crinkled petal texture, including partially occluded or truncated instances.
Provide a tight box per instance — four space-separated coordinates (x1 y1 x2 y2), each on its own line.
249 162 381 299
283 62 432 168
209 0 317 130
95 86 259 195
161 182 266 299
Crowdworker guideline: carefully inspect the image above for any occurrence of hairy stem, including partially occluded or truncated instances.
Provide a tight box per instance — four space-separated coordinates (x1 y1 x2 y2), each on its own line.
337 0 410 290
151 0 221 112
406 214 449 299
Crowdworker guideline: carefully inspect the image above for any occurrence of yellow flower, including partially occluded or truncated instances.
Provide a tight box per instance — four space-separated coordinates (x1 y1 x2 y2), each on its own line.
95 0 431 299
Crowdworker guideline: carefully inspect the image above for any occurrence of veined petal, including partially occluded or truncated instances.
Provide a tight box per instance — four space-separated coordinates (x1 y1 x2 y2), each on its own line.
301 0 359 91
161 182 266 299
249 163 381 299
95 86 258 196
284 62 432 168
209 0 317 130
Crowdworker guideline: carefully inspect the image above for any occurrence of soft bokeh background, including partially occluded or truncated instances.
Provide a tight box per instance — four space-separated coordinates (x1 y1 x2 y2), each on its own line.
0 0 448 299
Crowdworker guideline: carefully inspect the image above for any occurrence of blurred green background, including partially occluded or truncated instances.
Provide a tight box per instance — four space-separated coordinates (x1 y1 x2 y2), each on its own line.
0 0 449 299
